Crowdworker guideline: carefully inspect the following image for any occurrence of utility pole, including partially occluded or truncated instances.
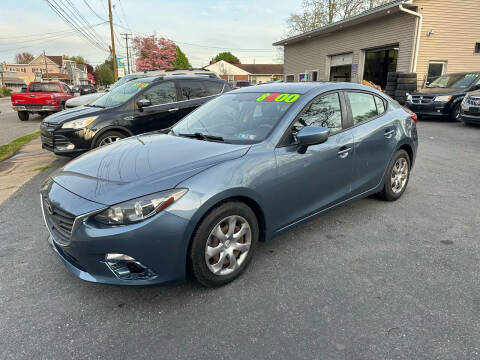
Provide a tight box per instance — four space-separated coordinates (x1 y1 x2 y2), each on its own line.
121 33 132 74
43 50 49 80
108 0 118 81
0 63 4 88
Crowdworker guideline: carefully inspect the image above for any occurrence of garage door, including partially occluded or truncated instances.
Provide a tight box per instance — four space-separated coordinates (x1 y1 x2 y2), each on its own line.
330 53 353 67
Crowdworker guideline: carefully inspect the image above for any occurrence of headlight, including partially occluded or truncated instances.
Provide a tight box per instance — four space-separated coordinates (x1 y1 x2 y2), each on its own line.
62 116 98 129
94 189 188 225
406 93 413 102
434 95 452 103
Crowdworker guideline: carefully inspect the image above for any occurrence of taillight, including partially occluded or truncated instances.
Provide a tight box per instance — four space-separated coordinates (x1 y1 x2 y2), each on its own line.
410 113 417 123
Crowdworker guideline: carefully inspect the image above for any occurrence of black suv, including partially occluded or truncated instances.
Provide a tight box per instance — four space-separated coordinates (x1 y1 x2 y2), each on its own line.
73 84 97 95
40 75 229 155
405 72 480 121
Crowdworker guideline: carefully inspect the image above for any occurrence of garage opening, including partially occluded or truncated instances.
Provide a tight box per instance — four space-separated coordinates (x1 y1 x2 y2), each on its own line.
363 45 398 89
329 53 353 82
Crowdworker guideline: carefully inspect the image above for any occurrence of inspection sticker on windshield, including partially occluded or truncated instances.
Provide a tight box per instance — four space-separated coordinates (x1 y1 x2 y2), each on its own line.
131 82 149 88
256 93 300 103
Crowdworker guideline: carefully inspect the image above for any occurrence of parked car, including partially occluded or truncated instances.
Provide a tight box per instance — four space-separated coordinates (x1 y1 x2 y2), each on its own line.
65 92 105 109
230 80 251 89
40 75 230 155
405 72 480 121
40 82 418 287
73 84 96 96
11 81 74 121
460 89 480 125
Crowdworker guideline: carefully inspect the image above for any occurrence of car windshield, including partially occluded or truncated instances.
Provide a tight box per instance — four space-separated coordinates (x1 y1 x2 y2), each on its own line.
90 80 150 108
172 92 298 144
427 73 479 89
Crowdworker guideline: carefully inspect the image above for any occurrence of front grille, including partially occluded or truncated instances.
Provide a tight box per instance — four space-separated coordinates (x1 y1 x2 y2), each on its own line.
43 197 76 246
53 134 71 147
465 96 480 106
411 95 435 104
41 134 54 149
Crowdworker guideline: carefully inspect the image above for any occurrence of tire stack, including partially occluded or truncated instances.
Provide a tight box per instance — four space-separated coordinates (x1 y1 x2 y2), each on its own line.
385 72 400 98
394 73 417 104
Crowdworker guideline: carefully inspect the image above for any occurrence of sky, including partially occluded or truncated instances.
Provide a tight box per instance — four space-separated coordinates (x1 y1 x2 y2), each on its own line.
0 0 302 68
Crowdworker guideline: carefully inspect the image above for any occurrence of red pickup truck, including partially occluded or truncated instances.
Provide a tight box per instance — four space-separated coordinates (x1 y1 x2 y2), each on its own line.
11 81 74 121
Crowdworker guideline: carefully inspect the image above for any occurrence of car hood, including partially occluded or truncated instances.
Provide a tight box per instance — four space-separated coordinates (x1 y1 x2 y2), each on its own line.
66 93 103 107
413 87 465 96
51 133 251 205
43 105 103 124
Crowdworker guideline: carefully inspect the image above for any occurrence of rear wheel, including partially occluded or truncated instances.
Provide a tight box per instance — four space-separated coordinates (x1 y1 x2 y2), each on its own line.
18 111 29 121
95 131 126 148
380 150 411 201
189 201 259 287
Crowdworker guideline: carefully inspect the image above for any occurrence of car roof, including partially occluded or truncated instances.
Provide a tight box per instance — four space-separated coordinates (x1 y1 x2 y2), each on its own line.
137 74 225 82
232 82 370 94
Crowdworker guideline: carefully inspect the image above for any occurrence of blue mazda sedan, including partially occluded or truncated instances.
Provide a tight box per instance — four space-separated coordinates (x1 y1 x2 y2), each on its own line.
41 82 418 287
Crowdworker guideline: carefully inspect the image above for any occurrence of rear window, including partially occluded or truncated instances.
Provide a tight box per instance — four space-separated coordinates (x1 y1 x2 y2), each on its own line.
202 81 224 96
180 80 209 100
236 81 250 86
29 83 62 92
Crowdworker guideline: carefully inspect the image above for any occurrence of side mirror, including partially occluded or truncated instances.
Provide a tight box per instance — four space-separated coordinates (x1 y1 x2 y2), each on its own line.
136 98 151 109
296 126 330 154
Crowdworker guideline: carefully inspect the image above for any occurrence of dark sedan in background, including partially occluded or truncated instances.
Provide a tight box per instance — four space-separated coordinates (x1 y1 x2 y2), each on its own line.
73 84 96 96
406 72 480 121
41 82 418 287
40 75 229 155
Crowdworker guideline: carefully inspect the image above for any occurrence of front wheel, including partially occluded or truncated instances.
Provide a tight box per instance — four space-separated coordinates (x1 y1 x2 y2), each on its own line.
189 202 259 287
94 131 126 148
450 102 461 122
380 149 411 201
18 111 29 121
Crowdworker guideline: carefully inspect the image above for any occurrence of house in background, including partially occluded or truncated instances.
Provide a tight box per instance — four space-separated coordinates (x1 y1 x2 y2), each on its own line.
2 55 90 86
275 0 480 90
205 60 284 84
0 70 26 92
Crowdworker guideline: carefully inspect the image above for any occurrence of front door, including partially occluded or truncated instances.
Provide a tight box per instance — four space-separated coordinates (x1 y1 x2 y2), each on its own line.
345 91 398 195
132 80 182 133
273 91 355 229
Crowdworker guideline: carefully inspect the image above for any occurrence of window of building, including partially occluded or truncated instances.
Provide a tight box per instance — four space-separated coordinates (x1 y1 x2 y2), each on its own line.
141 81 177 105
299 73 307 82
347 92 379 125
288 92 343 144
286 74 295 82
426 62 447 84
180 80 208 100
312 71 318 82
475 43 480 54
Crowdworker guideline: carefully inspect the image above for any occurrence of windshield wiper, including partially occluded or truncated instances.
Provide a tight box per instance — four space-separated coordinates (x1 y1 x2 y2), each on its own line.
86 104 105 108
178 132 224 142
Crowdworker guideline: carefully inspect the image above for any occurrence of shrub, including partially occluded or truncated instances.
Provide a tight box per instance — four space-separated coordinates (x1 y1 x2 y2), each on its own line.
0 86 12 97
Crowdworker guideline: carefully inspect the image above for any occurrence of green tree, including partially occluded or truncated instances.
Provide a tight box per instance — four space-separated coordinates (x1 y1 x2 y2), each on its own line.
214 52 240 64
63 55 86 64
95 60 114 85
173 46 191 69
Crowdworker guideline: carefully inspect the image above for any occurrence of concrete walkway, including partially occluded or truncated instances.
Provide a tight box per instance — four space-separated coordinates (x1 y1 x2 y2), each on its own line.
0 138 59 206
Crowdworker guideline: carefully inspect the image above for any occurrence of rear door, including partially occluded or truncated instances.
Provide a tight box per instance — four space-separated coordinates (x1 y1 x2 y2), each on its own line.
132 80 181 133
345 91 397 195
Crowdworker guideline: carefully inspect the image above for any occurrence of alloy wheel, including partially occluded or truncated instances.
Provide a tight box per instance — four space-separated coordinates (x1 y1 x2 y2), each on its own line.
98 136 121 146
204 215 252 276
391 157 409 194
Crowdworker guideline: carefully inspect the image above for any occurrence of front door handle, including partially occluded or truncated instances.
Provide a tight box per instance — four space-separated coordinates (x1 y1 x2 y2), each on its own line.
168 108 179 113
384 129 395 138
338 146 352 158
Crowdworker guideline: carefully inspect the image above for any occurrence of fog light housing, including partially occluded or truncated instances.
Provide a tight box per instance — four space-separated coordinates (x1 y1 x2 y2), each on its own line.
104 253 158 280
55 143 75 151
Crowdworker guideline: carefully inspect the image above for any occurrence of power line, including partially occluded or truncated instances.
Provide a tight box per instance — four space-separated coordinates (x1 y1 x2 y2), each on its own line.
81 0 106 21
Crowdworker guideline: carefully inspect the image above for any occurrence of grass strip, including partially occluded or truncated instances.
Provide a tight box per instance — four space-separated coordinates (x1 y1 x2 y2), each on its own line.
0 131 40 162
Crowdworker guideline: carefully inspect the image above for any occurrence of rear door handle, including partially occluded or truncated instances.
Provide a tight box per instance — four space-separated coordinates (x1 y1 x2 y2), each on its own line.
384 129 395 138
338 146 352 158
168 108 179 112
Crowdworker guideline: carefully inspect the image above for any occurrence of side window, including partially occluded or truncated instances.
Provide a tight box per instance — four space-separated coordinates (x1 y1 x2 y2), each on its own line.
288 92 343 144
180 80 208 100
374 96 386 115
202 80 224 96
347 92 379 125
141 81 177 105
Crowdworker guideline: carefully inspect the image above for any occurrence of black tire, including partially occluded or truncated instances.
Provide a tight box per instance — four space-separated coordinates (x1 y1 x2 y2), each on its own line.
60 102 65 111
397 84 417 91
450 102 461 122
18 111 29 121
189 201 259 287
398 73 417 79
397 78 417 84
94 130 126 148
387 72 400 80
385 85 396 91
380 149 411 201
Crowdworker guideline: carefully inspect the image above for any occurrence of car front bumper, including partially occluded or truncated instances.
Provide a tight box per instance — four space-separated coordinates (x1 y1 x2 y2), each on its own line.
40 122 93 155
41 180 192 285
406 101 451 117
13 105 60 112
460 111 480 124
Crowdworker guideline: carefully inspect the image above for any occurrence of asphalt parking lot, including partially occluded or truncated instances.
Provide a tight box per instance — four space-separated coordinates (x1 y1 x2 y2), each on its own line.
0 120 479 360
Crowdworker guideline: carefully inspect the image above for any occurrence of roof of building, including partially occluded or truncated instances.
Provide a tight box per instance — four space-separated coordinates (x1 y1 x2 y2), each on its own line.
273 0 415 46
46 55 63 67
41 72 71 80
235 64 284 75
